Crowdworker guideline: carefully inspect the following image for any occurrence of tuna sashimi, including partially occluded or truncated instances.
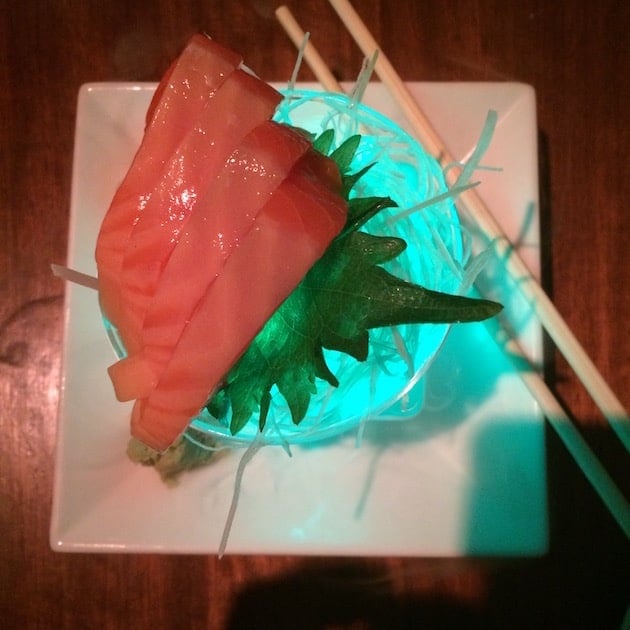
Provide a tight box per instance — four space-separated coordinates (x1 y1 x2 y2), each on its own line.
95 35 242 349
109 121 312 402
130 149 347 450
116 70 282 354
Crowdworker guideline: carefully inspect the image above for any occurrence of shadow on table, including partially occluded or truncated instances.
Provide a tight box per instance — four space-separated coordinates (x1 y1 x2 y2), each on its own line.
224 558 485 629
225 540 628 630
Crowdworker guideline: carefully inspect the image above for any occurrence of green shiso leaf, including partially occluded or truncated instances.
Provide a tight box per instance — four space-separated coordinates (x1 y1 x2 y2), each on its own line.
312 128 335 155
329 134 361 173
206 130 502 434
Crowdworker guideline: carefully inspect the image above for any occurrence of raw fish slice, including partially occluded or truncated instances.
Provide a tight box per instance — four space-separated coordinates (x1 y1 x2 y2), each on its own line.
130 150 347 450
96 35 241 346
117 70 282 353
108 121 312 401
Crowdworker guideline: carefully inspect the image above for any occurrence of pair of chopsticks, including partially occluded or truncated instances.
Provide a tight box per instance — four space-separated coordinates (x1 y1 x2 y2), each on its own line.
275 0 629 537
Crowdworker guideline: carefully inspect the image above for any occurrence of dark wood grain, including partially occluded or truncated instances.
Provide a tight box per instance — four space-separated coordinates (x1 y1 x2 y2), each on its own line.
1 1 628 628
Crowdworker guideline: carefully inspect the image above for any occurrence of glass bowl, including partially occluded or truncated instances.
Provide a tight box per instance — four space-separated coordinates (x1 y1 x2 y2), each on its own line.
105 89 468 448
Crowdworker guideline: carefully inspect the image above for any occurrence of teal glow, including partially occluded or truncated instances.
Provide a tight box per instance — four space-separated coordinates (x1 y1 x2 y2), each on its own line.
189 90 470 447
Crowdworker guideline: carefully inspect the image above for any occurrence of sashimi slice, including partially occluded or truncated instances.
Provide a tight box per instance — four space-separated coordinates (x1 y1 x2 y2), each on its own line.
116 70 282 354
109 121 311 400
96 35 242 346
130 150 347 450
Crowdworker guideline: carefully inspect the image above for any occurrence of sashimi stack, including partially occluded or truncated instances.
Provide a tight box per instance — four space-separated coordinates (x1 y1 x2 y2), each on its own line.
96 35 348 452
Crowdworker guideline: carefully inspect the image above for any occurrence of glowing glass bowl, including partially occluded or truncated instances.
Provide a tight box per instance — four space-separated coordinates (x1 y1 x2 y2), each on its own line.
106 89 468 448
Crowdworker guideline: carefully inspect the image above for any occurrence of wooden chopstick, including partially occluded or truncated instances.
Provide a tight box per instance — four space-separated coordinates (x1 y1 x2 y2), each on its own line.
326 0 630 454
274 4 630 536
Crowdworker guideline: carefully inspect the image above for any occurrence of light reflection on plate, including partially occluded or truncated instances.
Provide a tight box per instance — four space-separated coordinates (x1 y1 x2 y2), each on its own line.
51 82 547 556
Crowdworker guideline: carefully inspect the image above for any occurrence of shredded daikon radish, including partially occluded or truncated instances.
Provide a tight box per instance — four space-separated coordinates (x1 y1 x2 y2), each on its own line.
51 264 98 290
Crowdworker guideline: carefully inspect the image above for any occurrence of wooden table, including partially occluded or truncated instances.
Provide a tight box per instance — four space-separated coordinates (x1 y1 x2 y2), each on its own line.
2 1 628 627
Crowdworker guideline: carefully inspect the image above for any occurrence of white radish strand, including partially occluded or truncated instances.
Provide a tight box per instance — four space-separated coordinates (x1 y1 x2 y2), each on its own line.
51 263 98 290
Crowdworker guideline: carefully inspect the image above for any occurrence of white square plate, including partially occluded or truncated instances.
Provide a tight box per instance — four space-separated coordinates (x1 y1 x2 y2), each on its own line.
51 81 547 555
